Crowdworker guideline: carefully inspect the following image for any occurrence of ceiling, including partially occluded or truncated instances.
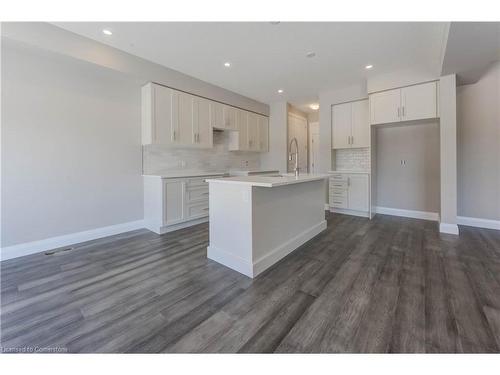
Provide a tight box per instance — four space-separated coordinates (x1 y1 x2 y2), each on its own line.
53 22 448 113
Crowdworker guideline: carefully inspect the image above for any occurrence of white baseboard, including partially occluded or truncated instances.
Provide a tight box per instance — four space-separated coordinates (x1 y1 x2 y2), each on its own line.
1 220 145 261
439 222 460 235
330 207 370 218
145 216 208 234
375 206 439 221
457 216 500 230
208 220 327 278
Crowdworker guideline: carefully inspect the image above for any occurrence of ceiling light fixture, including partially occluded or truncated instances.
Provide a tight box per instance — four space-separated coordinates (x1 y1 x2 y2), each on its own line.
310 104 319 111
224 62 231 67
306 52 316 58
270 21 280 25
278 89 284 94
102 29 113 36
365 64 373 70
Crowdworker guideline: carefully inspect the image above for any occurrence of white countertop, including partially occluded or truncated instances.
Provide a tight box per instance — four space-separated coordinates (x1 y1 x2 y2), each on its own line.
229 170 279 176
329 170 371 174
143 171 227 179
206 173 329 187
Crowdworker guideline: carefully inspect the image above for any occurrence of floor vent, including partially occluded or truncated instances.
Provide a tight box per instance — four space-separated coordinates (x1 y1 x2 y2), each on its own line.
45 247 74 256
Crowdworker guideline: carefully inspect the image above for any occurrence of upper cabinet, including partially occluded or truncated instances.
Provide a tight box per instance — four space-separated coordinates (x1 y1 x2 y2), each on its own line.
369 81 438 125
142 82 268 151
332 99 369 149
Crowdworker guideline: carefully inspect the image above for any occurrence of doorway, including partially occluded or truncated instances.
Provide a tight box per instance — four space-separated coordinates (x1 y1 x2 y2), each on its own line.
287 113 308 173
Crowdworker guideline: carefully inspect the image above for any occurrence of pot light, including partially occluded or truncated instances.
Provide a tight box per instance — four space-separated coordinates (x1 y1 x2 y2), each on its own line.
224 62 231 67
270 21 280 25
306 52 316 58
365 64 373 70
309 103 319 111
102 29 113 36
278 89 284 94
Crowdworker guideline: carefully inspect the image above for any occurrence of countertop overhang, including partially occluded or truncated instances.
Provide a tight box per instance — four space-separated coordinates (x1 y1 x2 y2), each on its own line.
205 174 329 187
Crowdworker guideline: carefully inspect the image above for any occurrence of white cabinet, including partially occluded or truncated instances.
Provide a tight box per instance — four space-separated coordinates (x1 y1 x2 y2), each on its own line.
144 174 223 234
332 99 369 149
142 83 175 145
192 97 213 148
369 81 438 125
222 105 237 130
401 81 437 122
247 113 260 151
258 115 269 152
329 173 369 217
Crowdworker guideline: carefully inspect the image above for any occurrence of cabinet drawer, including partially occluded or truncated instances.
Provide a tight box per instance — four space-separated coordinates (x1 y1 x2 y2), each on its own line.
329 180 348 189
330 188 347 198
186 177 208 189
186 202 209 218
185 187 209 202
330 196 347 209
330 173 348 182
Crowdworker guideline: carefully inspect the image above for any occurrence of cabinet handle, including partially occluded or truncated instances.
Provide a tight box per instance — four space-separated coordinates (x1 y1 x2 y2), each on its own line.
397 107 400 118
347 177 350 187
173 130 176 141
402 106 405 117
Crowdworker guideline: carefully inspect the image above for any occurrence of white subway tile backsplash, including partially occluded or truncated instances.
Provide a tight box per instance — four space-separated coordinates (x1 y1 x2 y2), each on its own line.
334 148 370 171
143 131 260 175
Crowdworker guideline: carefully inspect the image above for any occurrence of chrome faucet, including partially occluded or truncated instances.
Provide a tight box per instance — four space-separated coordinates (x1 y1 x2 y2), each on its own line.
288 137 299 177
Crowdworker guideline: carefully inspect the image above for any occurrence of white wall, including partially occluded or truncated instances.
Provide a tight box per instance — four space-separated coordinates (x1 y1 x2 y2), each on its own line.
1 41 143 248
457 61 500 221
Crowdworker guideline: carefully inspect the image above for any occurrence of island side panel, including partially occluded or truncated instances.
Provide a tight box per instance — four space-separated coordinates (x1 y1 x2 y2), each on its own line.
207 182 254 277
251 179 327 276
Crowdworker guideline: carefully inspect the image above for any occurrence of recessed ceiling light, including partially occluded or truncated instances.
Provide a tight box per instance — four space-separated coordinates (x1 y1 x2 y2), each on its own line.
102 29 113 36
309 103 319 111
365 64 373 70
278 89 284 94
270 21 280 25
224 62 231 67
306 52 316 58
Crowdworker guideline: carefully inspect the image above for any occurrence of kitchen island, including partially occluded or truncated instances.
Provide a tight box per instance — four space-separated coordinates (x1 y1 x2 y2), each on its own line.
205 174 328 278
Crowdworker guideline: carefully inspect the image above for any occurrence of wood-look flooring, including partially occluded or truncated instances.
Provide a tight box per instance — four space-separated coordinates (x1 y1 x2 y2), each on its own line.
2 213 500 353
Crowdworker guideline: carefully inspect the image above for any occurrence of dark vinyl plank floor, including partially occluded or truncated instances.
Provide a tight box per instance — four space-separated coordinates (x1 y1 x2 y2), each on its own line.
1 213 500 353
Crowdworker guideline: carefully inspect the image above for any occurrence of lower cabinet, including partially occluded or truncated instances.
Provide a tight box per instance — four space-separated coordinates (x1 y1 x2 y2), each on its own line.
329 172 370 217
144 174 223 234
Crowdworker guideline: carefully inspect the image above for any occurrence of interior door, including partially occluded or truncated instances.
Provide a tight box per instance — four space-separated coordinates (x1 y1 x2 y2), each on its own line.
288 114 308 173
347 174 369 212
369 88 401 125
351 99 369 148
332 102 352 149
401 81 437 121
309 122 319 174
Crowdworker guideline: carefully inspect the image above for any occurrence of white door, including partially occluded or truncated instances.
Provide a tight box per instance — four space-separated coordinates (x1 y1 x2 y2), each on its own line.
332 102 352 149
369 88 401 125
347 174 369 212
164 180 184 225
193 97 212 148
401 81 437 121
351 99 369 148
309 122 319 174
152 84 175 144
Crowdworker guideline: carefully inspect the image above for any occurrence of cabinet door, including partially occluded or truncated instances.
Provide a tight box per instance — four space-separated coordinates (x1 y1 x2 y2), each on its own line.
347 174 369 212
177 91 194 145
332 102 352 149
259 116 269 152
210 101 224 129
163 180 184 225
401 81 437 121
247 113 260 151
223 105 237 130
237 110 249 150
369 88 401 125
193 97 213 148
152 84 175 144
351 99 369 148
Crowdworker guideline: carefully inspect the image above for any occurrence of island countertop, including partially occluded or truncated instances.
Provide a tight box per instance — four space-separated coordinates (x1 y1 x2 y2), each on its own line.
205 173 329 187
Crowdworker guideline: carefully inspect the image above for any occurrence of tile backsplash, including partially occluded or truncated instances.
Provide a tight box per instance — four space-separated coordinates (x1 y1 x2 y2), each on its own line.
143 130 260 175
333 147 370 171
